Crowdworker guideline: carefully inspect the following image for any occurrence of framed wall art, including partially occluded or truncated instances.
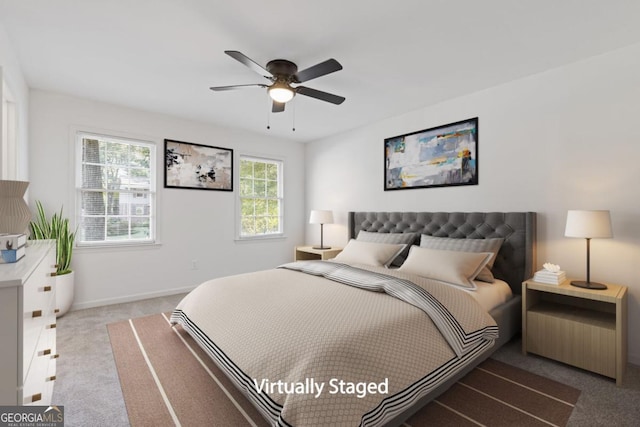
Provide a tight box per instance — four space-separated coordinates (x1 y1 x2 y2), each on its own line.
164 139 233 191
384 117 478 191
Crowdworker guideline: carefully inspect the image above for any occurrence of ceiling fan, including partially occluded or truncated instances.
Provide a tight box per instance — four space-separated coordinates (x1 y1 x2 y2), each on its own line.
210 51 345 113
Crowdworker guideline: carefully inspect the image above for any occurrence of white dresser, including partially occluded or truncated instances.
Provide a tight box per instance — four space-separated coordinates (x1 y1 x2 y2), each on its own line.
0 240 57 405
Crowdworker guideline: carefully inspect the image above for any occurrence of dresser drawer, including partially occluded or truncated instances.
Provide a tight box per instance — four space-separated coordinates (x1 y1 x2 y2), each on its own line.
22 326 56 405
22 282 52 318
22 350 49 405
23 323 55 381
22 315 44 378
526 308 616 378
22 367 56 406
42 354 57 405
22 260 56 315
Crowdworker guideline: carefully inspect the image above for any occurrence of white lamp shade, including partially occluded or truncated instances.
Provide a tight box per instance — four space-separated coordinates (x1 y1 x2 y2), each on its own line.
309 210 334 225
564 210 613 238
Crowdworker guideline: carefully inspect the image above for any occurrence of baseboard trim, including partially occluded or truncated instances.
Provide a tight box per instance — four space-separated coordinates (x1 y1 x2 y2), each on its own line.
69 285 197 311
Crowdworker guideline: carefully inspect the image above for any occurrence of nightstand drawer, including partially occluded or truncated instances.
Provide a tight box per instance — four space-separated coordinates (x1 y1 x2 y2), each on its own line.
526 306 616 378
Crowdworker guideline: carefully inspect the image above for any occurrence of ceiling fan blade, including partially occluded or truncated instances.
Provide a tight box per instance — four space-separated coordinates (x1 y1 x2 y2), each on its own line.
294 59 342 83
225 50 273 79
209 84 267 91
272 101 285 113
296 86 345 105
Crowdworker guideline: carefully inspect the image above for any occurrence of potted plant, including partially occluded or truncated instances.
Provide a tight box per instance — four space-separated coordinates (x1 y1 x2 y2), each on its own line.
30 201 77 317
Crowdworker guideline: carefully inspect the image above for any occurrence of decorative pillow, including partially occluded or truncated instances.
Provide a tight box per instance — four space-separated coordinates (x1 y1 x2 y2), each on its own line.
419 235 504 283
356 230 417 267
398 246 493 289
333 239 406 268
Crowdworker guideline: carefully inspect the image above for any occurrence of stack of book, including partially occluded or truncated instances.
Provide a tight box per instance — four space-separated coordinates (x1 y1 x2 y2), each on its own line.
0 233 27 263
533 269 566 285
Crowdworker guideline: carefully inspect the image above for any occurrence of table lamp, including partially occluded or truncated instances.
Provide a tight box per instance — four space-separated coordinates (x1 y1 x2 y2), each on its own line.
309 210 333 250
564 210 612 289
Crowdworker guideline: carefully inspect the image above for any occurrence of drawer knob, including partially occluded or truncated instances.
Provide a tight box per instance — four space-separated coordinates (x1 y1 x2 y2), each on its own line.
54 309 60 314
46 375 56 382
32 310 42 318
42 348 52 356
43 286 52 292
49 323 57 329
52 353 60 359
28 393 42 403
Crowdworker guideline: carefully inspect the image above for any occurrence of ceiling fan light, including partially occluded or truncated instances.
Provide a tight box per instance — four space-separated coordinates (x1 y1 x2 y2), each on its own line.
268 84 295 103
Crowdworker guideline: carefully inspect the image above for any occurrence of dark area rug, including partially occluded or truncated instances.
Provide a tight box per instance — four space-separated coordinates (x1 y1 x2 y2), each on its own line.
109 313 580 426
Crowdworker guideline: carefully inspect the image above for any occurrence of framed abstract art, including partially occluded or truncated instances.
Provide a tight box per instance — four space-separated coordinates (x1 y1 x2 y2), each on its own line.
165 139 233 191
384 118 478 191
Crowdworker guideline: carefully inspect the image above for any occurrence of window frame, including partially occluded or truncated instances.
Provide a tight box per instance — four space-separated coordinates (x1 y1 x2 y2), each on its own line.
236 154 285 241
1 77 18 180
75 131 158 248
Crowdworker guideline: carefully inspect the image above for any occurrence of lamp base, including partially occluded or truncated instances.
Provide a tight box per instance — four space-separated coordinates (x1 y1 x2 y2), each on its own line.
312 246 331 250
570 280 607 290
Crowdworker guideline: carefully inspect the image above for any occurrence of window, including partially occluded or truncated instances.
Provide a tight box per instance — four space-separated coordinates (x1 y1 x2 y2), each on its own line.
76 132 156 246
238 156 283 238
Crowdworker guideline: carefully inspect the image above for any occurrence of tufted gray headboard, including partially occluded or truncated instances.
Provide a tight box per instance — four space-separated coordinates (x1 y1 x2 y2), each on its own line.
348 212 536 294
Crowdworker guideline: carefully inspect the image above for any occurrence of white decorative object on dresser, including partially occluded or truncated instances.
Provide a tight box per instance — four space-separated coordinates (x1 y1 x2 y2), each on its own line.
0 240 58 405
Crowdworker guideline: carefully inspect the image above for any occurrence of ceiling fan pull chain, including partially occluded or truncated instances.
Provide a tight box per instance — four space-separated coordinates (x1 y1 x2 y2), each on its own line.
266 94 271 130
292 99 296 132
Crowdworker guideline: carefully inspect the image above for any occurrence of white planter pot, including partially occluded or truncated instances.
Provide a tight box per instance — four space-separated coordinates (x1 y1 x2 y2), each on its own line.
56 271 74 317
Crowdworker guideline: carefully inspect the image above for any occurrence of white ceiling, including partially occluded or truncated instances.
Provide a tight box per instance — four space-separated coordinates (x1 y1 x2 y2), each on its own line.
2 0 640 143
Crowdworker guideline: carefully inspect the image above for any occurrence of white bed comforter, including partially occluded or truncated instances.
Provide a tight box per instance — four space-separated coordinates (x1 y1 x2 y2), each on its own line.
170 261 497 426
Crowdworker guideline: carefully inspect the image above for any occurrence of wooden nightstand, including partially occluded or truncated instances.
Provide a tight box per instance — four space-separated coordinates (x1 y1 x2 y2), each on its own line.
294 246 342 261
522 279 628 385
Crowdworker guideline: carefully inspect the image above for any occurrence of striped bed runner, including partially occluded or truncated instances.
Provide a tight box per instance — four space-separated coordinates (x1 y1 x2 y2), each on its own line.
108 313 580 427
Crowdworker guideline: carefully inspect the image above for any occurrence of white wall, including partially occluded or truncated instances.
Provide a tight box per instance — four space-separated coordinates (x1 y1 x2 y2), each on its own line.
305 42 640 365
29 90 305 309
0 23 29 180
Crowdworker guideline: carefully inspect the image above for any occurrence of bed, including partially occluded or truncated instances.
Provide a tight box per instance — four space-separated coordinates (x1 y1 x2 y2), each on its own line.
171 211 536 426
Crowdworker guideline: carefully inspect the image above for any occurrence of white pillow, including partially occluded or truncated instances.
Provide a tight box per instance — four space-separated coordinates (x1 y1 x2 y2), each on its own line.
333 239 406 268
419 235 504 283
398 246 493 289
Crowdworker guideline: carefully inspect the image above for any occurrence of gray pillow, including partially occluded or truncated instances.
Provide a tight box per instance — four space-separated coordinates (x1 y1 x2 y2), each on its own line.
419 235 504 283
356 231 417 267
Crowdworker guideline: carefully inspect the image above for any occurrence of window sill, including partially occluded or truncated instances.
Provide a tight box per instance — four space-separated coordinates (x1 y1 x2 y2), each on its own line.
75 241 162 253
234 234 287 243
